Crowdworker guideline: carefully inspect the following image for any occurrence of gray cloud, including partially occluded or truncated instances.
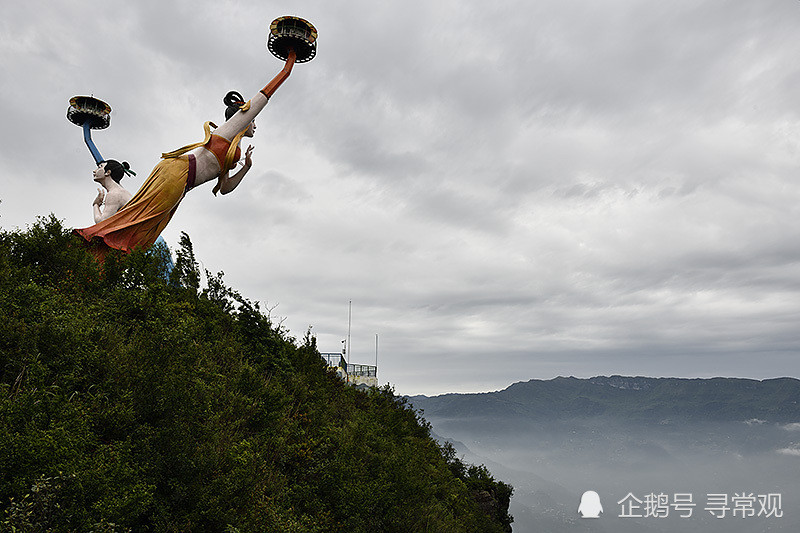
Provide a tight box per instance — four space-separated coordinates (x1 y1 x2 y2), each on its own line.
2 0 800 395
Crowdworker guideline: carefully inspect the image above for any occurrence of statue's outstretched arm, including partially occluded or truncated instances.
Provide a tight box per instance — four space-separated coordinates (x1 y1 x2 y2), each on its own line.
215 50 297 141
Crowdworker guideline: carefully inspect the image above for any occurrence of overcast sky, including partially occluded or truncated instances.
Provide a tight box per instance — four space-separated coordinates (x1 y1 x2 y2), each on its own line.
2 0 800 395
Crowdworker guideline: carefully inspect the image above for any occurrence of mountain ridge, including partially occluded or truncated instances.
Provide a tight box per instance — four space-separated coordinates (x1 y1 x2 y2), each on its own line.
410 375 800 423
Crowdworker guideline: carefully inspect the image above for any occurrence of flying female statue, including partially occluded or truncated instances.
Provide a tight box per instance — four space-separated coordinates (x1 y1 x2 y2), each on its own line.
73 16 317 260
90 159 134 223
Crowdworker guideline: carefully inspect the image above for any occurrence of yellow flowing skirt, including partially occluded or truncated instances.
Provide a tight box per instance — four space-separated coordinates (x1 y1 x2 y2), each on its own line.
73 156 190 258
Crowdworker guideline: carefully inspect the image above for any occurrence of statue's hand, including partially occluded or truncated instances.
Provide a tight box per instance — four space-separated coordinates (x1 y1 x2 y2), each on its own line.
244 145 254 169
93 188 105 206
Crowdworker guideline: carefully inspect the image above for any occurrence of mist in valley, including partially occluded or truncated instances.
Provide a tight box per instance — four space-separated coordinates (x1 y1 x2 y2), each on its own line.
428 416 800 532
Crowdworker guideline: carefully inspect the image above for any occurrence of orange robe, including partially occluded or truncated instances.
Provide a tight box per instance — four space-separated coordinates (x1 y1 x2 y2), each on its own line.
73 156 191 259
73 123 243 261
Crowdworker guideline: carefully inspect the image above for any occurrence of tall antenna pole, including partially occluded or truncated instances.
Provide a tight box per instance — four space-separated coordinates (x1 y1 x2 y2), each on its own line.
375 334 378 369
347 300 352 364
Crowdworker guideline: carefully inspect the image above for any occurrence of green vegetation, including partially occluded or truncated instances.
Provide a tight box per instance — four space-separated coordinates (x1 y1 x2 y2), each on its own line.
0 216 512 532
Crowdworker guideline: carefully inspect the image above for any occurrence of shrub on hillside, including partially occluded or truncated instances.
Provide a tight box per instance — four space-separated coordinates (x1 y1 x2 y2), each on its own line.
0 216 512 532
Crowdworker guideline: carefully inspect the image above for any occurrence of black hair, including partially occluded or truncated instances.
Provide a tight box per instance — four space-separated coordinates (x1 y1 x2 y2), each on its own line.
101 159 131 183
224 90 246 121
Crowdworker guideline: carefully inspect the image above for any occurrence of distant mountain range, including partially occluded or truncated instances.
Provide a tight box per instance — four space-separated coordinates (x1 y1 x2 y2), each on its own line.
409 377 800 533
410 376 800 424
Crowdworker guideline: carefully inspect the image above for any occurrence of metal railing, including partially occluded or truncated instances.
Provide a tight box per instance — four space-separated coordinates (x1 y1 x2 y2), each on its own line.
320 353 377 378
320 352 345 368
348 364 377 378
